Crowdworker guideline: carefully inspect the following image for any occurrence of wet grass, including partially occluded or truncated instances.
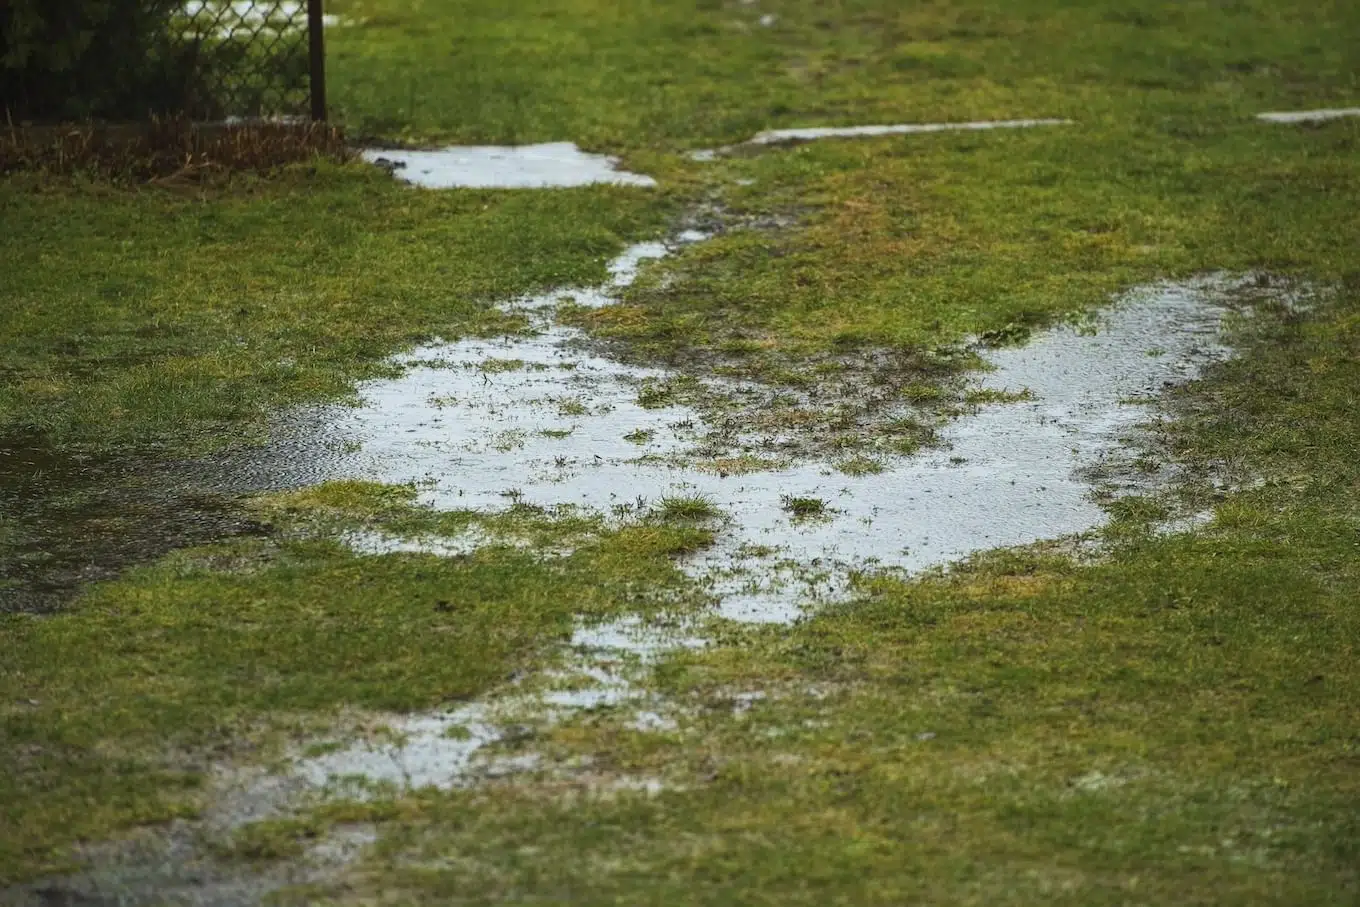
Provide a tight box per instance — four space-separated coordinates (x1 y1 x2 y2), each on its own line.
654 495 721 522
0 483 712 880
1 0 1359 897
0 166 669 455
322 0 1360 365
780 495 828 518
594 121 1360 366
323 0 1360 150
213 817 327 864
272 289 1360 906
834 455 884 477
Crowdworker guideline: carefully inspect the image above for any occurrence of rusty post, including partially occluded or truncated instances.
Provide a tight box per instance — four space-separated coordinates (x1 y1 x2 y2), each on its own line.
308 0 327 121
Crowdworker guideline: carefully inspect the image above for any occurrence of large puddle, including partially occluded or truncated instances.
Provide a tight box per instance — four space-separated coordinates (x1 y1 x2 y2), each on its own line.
7 230 1252 844
243 239 1247 796
301 238 1237 623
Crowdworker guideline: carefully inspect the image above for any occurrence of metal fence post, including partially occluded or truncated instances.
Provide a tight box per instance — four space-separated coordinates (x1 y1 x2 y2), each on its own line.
308 0 328 121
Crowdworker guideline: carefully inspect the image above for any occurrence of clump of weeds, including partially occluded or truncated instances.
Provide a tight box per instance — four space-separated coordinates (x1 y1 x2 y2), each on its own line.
655 495 721 522
964 388 1035 405
835 456 885 476
780 495 829 519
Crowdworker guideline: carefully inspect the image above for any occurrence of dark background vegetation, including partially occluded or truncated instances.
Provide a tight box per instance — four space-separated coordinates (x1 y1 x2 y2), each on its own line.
1 0 310 122
0 0 203 120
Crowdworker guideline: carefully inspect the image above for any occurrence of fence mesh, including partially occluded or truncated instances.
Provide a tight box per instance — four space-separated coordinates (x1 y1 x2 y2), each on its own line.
174 0 315 119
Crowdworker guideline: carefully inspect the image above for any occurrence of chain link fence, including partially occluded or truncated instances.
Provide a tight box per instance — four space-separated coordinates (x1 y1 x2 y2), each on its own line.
174 0 326 120
2 0 326 123
2 0 339 178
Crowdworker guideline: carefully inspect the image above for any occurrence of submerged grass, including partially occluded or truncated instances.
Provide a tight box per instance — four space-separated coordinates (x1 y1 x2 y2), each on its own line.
1 0 1359 898
780 495 828 518
654 495 721 522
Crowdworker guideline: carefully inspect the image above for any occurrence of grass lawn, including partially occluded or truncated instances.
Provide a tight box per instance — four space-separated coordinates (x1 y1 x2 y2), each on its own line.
1 0 1358 901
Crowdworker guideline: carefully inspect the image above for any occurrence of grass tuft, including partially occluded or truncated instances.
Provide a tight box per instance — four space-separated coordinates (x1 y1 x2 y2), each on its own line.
655 495 720 522
780 495 828 518
835 456 885 477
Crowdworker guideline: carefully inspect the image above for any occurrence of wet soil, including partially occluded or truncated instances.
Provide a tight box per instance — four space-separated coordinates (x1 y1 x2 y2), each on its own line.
0 438 271 614
0 409 351 614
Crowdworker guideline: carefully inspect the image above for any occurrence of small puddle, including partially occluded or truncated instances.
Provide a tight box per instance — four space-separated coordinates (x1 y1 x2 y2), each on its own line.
290 614 700 795
9 822 376 907
361 142 658 189
361 121 1071 188
689 117 1072 159
747 118 1073 144
0 438 281 613
0 404 363 614
1257 107 1360 124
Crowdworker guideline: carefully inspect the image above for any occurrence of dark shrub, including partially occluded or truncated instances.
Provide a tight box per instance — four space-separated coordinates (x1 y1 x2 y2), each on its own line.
1 0 238 121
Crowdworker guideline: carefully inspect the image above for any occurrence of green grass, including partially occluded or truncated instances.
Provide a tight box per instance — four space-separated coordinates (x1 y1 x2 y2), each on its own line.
588 121 1360 366
0 483 712 879
323 0 1360 149
1 0 1359 898
0 166 669 453
834 455 884 477
780 495 829 518
654 495 721 522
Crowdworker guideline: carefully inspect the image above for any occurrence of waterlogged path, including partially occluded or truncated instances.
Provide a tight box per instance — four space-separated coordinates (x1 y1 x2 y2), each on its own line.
305 240 1238 625
13 111 1337 902
238 241 1251 807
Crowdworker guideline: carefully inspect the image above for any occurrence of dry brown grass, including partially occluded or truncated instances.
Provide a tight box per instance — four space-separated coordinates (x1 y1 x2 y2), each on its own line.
0 117 350 183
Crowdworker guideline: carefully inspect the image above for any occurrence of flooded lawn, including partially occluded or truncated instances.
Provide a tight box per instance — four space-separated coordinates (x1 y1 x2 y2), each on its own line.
300 238 1241 625
3 227 1282 903
4 0 1359 900
37 250 1261 821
